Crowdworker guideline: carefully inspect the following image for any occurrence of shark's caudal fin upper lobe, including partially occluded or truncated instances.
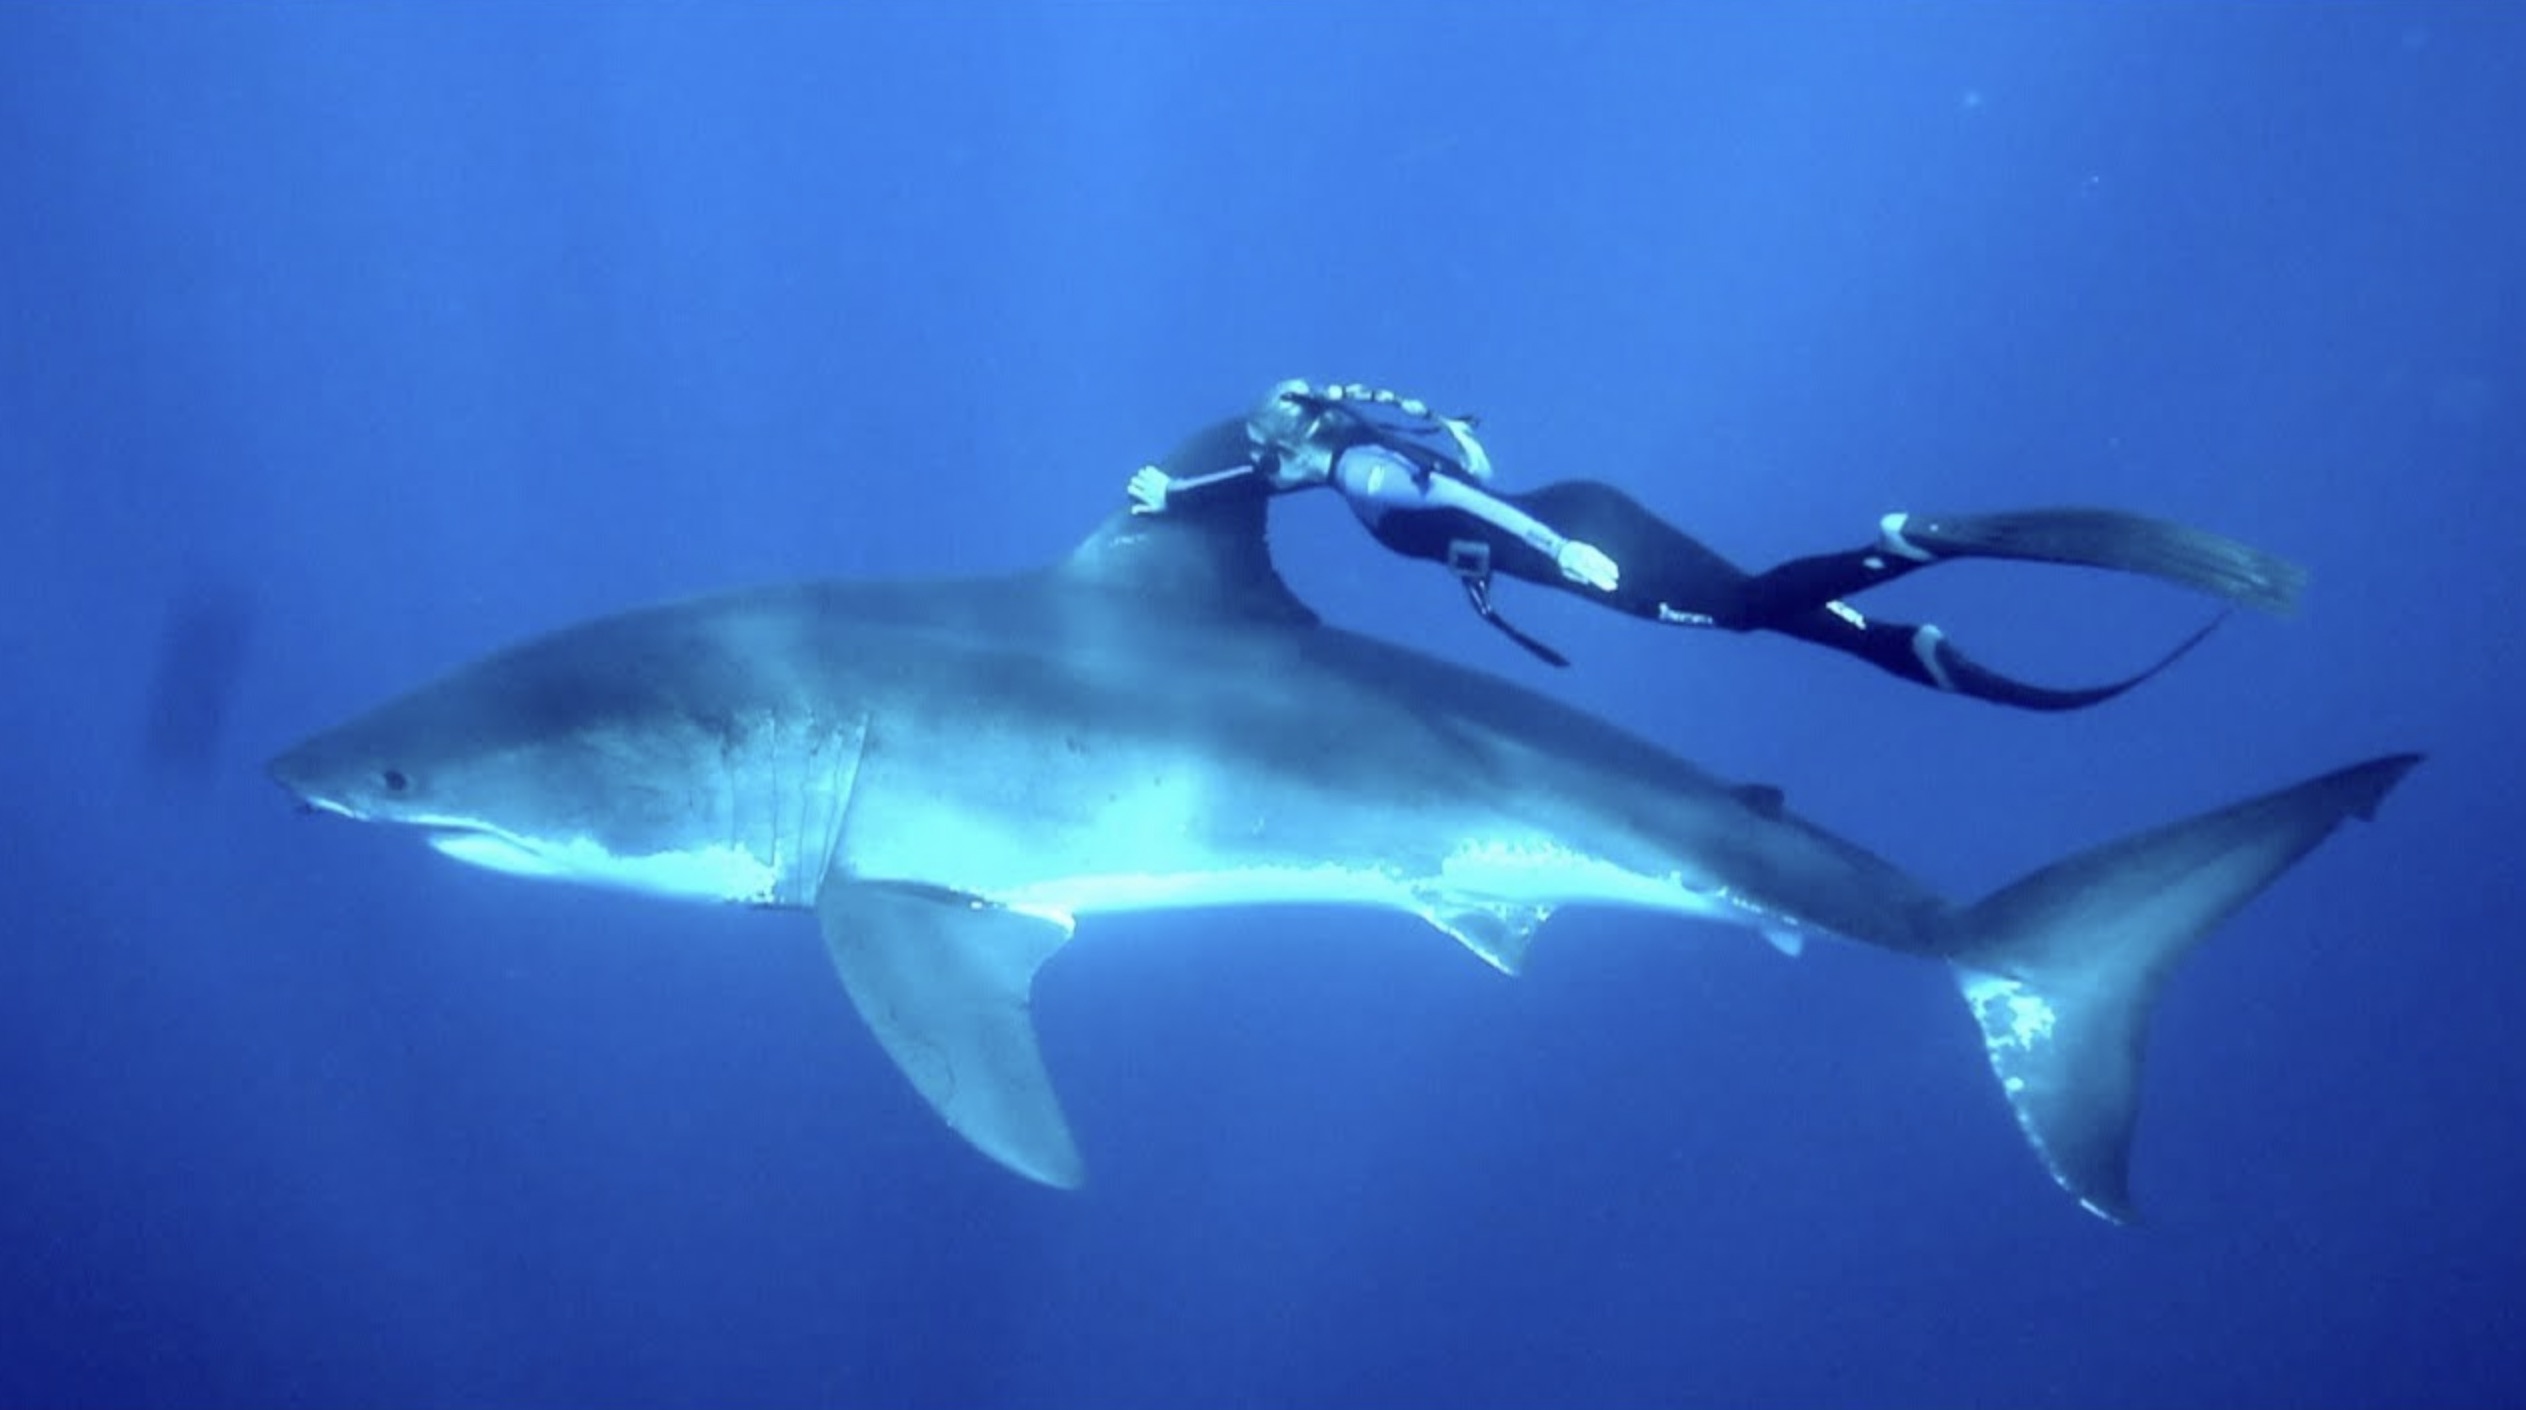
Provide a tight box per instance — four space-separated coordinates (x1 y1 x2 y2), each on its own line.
1946 753 2421 1222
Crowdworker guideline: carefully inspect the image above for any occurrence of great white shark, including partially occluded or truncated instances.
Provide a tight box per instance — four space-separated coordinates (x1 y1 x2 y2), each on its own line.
268 497 2417 1221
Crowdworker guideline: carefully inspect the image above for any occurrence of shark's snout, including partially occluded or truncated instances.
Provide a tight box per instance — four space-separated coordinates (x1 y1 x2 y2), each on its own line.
266 738 363 820
265 742 318 802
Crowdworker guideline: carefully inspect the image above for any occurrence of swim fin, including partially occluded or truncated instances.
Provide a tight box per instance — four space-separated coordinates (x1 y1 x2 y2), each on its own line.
1889 509 2307 616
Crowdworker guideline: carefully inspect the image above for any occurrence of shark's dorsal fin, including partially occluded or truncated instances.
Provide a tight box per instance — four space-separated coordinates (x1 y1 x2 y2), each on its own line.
1060 499 1319 627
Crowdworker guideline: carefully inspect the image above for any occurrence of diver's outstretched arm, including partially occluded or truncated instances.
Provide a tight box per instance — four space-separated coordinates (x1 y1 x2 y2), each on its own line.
1128 461 1270 515
1128 418 1280 515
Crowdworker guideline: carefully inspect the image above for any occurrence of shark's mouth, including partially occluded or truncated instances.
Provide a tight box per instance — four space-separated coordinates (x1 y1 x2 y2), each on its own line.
286 788 571 880
423 824 570 879
414 820 789 903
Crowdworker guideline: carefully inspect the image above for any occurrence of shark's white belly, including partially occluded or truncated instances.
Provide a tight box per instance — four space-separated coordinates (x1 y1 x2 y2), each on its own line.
416 757 1795 962
872 785 1780 952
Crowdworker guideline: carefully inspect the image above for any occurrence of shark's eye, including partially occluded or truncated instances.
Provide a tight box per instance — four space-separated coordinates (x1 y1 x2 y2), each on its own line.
380 768 411 793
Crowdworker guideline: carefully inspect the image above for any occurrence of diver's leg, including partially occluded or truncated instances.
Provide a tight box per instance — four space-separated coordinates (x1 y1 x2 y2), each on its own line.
1731 510 2008 621
1736 547 1916 623
1484 488 2245 709
1773 602 2223 712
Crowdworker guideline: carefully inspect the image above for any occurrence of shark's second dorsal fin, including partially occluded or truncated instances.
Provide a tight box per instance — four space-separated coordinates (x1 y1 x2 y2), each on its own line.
1059 498 1319 628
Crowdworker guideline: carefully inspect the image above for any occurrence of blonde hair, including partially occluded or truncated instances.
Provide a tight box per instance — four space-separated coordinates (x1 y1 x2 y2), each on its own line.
1250 379 1493 485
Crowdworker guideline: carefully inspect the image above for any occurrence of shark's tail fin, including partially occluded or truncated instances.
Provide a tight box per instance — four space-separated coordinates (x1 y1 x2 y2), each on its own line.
1948 753 2420 1221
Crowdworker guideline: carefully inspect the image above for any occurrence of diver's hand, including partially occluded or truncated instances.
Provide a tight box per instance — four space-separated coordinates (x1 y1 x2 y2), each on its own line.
1557 540 1620 592
1127 465 1173 515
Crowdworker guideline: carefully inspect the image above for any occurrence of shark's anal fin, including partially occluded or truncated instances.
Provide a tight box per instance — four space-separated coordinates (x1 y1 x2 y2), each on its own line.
815 882 1084 1188
1417 892 1556 976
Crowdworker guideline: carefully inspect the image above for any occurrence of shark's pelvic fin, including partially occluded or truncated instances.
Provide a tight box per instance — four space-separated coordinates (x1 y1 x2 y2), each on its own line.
815 881 1084 1188
1948 752 2421 1222
1415 892 1556 976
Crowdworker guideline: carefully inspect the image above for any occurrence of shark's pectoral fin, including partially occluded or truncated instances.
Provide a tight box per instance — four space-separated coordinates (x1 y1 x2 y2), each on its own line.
814 882 1084 1188
1416 891 1555 975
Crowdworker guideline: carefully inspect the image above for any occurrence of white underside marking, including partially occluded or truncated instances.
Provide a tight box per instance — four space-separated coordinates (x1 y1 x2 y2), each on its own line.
995 838 1783 943
1958 968 2058 1096
426 826 782 904
1435 837 1703 912
428 831 570 879
997 862 1415 919
418 808 1810 958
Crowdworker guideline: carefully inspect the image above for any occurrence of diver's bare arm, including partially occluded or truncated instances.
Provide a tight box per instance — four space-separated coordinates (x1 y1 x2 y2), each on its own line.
1128 461 1271 514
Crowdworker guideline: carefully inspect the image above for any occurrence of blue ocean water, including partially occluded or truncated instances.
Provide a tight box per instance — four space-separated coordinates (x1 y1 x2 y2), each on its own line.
3 4 2519 1406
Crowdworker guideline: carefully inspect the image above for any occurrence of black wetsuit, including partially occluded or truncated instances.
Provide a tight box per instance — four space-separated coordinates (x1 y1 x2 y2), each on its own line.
1156 393 2295 711
1486 478 2114 707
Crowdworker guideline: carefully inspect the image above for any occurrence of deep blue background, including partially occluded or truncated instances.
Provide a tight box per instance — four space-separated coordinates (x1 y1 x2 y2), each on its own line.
4 4 2521 1407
